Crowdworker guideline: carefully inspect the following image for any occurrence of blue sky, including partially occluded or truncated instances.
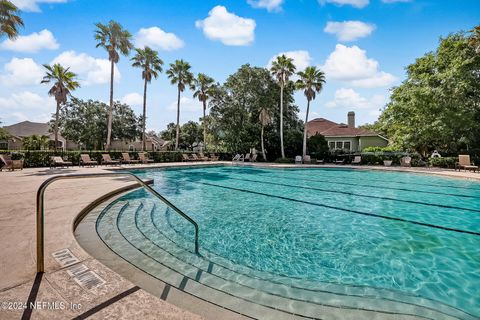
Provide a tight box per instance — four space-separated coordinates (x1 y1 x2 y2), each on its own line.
0 0 478 131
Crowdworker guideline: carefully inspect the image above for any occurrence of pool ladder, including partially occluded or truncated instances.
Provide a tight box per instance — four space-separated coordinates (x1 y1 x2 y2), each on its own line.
36 172 200 273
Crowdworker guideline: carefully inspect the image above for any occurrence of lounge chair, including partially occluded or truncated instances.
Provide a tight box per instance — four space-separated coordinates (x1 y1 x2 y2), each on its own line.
190 154 203 161
50 156 73 168
80 154 98 167
209 154 219 161
400 156 411 167
455 155 478 172
251 154 258 162
102 154 120 166
232 154 244 162
244 153 251 161
0 154 23 171
334 158 345 165
295 156 302 164
138 152 154 164
121 153 140 164
303 155 311 164
316 159 324 164
351 156 361 165
198 152 210 161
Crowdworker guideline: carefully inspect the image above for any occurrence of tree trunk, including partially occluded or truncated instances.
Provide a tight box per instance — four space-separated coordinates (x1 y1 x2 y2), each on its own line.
54 100 60 151
280 81 285 158
106 59 115 150
202 99 207 151
175 87 181 150
302 99 311 157
142 76 148 151
261 125 266 161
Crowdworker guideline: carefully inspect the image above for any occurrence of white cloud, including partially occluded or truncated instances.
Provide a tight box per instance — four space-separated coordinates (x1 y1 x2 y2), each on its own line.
135 27 184 51
0 91 55 123
325 88 386 110
267 50 312 72
195 6 256 46
11 0 68 12
247 0 283 12
121 93 143 106
319 0 369 8
167 97 202 113
51 51 120 86
324 21 375 42
0 29 59 53
1 57 44 86
321 44 396 88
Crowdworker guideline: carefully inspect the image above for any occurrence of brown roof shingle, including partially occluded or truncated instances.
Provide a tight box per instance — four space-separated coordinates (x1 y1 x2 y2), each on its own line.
307 118 382 138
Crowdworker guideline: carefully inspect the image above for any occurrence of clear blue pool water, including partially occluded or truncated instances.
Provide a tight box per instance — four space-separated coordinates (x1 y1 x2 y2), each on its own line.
117 165 479 317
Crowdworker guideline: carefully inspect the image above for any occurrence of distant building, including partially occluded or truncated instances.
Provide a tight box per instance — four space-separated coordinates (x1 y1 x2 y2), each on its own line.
1 120 170 151
306 111 388 152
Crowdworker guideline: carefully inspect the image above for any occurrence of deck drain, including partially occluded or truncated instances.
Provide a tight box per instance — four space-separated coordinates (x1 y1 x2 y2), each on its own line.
67 263 106 290
52 248 80 268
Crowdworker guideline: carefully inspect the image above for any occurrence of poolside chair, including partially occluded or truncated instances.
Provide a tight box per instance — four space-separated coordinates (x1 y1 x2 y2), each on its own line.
0 154 23 171
455 155 478 172
244 153 251 161
209 154 219 161
351 156 362 165
121 153 140 165
400 156 412 167
251 154 258 162
316 159 325 164
295 156 302 164
138 152 154 164
334 158 345 165
80 154 98 167
190 154 203 161
102 154 120 166
50 156 73 168
182 154 192 162
232 154 244 162
303 155 311 164
198 152 210 161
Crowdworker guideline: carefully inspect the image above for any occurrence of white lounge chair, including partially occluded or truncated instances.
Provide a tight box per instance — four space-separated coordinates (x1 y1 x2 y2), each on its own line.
351 156 361 165
400 156 411 167
295 156 302 164
303 155 311 164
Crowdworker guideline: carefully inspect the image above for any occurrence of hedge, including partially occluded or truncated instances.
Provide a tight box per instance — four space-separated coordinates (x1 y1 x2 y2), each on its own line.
0 150 228 168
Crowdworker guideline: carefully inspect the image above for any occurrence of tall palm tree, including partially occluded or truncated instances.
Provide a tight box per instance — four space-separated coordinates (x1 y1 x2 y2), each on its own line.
131 46 163 151
270 55 296 158
0 0 23 40
193 73 215 150
296 66 326 157
41 64 80 149
94 20 133 150
259 108 272 161
166 60 194 150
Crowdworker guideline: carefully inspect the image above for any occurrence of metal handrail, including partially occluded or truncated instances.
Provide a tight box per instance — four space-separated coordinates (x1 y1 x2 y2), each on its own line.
36 172 200 273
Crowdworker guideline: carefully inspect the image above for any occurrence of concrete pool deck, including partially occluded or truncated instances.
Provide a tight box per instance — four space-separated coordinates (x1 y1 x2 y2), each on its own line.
0 161 479 319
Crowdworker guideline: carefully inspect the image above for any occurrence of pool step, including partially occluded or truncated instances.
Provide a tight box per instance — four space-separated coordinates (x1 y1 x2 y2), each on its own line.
96 199 472 320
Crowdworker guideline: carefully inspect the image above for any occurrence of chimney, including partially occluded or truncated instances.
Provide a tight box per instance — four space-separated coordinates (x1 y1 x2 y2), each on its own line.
347 111 355 128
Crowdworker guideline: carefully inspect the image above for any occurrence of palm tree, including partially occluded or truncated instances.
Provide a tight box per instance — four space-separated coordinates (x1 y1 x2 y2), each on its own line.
193 73 215 150
296 66 326 157
94 20 133 150
41 64 80 149
259 108 272 161
131 46 163 151
166 60 194 150
0 0 23 40
270 55 296 158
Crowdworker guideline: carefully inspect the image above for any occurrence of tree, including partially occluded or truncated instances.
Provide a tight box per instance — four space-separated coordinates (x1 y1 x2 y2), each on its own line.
160 122 177 142
131 46 163 151
468 25 480 53
193 73 215 150
180 121 202 150
307 133 329 159
258 108 271 160
41 63 80 150
94 20 133 150
166 59 194 150
296 66 326 157
22 135 49 150
0 0 23 40
55 98 141 150
270 55 296 158
375 30 480 154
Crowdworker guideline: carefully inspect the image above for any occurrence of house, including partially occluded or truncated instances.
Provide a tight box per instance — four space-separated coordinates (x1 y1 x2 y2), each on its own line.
0 121 69 150
306 111 388 152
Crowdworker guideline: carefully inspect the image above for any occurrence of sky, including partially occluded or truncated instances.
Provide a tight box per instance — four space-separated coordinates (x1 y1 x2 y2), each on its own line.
0 0 478 132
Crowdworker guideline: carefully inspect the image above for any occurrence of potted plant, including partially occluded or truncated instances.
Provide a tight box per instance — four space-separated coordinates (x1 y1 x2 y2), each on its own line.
383 153 393 166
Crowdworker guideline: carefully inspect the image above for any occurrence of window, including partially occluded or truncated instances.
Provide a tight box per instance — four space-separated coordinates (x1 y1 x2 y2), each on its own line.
336 141 343 149
329 142 335 149
343 141 351 150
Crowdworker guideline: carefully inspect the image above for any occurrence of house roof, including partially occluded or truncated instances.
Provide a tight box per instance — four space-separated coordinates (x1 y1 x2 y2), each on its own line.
307 118 386 139
3 121 53 138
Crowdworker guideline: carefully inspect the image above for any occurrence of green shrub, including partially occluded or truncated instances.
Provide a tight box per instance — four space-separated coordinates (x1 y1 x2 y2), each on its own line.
428 157 457 168
274 157 294 163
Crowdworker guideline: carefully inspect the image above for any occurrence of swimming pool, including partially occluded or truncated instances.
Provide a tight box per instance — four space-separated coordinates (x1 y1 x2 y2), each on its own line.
94 165 479 319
